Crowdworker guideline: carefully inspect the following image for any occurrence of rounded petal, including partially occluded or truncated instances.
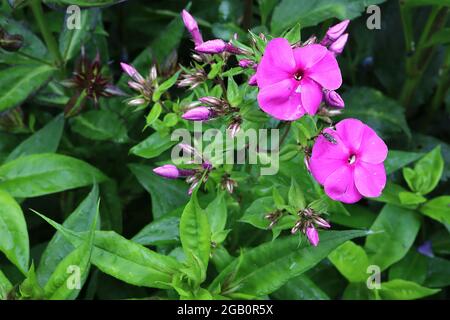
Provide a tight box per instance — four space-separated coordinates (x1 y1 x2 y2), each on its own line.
354 162 386 198
257 79 305 120
324 166 362 203
306 51 342 90
359 125 388 164
309 157 346 185
293 44 328 70
299 78 323 115
256 38 296 87
310 128 349 161
335 118 365 152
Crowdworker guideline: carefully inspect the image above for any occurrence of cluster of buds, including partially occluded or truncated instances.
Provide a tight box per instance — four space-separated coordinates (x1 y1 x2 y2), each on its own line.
320 20 350 56
63 50 124 116
153 143 213 195
291 207 331 246
120 62 158 106
177 68 207 90
0 28 23 52
220 174 238 194
265 210 285 229
182 96 236 121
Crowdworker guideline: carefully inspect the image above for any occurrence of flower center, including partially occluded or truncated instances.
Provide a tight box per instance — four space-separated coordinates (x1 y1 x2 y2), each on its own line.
294 71 303 81
348 154 357 165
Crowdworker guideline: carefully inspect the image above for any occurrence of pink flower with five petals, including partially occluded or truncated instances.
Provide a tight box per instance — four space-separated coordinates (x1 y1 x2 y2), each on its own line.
309 118 388 204
255 38 342 121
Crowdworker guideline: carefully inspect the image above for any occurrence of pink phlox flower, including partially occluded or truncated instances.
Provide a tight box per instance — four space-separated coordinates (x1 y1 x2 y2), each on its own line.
309 118 388 204
255 38 342 120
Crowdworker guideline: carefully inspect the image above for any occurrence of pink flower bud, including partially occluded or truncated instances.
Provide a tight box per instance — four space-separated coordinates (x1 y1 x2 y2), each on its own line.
120 62 145 83
199 96 222 107
329 33 348 56
182 107 213 121
324 90 345 108
181 10 203 46
153 165 181 179
306 226 319 246
248 74 258 86
239 59 255 69
314 217 331 229
321 20 350 46
195 39 227 54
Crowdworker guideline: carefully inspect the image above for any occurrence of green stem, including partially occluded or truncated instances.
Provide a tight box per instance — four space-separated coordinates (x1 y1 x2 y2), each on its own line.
29 0 62 67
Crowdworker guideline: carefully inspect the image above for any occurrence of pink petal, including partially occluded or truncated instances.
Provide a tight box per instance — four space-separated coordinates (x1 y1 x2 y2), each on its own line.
354 162 386 198
324 166 362 203
299 78 323 115
256 38 296 88
293 44 328 70
359 125 388 164
309 157 346 185
257 79 305 120
306 51 342 90
335 118 365 152
310 128 349 161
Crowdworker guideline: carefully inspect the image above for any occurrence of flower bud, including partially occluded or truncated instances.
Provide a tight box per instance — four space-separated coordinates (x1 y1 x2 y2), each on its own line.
128 80 144 92
306 226 319 246
195 39 227 54
0 31 24 52
181 10 203 46
248 74 258 86
127 98 146 106
321 20 350 46
238 59 255 69
314 217 331 229
199 96 222 107
324 90 345 108
120 62 145 83
329 33 348 56
153 165 181 179
182 107 213 121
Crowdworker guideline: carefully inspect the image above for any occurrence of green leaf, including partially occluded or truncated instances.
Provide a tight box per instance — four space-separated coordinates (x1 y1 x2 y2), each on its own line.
403 146 444 195
424 257 450 288
71 109 128 143
240 196 275 230
258 0 278 26
0 189 28 274
37 185 99 286
206 191 228 237
271 275 329 300
328 241 369 283
398 191 427 206
43 206 97 300
19 264 44 299
152 71 180 102
0 153 107 198
342 282 373 300
388 250 427 285
59 9 99 62
128 164 189 219
209 230 369 297
132 207 182 246
0 269 12 300
384 150 424 175
288 178 305 209
271 0 386 34
0 64 55 112
34 211 182 289
340 87 411 139
378 279 440 300
180 193 211 274
283 22 301 44
146 102 162 127
365 204 421 271
0 16 48 64
226 76 241 107
6 114 64 162
420 196 450 225
130 131 176 159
